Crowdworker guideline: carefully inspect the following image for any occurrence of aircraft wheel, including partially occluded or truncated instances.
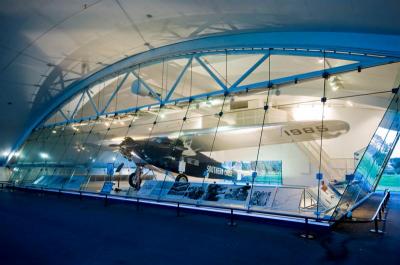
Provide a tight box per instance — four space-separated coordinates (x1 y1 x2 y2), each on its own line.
176 174 188 183
128 172 136 188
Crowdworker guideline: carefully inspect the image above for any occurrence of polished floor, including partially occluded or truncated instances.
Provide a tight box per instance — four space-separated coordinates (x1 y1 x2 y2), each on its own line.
0 189 398 265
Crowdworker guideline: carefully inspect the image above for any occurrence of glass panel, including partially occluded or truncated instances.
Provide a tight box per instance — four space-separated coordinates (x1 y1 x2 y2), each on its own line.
45 111 66 125
134 62 165 100
182 93 267 210
331 91 400 220
60 92 84 120
184 57 226 97
9 53 400 224
378 141 400 192
240 55 270 86
325 62 400 99
202 53 266 88
82 116 119 193
90 75 126 114
270 55 356 80
104 72 158 114
76 91 98 119
246 77 325 217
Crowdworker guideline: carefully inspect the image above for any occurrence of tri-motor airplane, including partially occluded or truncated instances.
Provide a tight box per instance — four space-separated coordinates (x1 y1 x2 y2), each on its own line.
109 119 350 185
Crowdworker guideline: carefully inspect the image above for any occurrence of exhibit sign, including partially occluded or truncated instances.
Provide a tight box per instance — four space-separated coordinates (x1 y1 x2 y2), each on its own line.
222 160 282 184
100 181 114 194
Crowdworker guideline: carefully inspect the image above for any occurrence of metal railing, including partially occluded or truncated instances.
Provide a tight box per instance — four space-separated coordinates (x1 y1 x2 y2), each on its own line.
3 182 331 240
369 189 391 234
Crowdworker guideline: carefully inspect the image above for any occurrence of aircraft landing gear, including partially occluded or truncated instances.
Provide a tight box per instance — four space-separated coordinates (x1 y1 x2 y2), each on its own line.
128 172 137 188
129 166 144 190
175 174 188 183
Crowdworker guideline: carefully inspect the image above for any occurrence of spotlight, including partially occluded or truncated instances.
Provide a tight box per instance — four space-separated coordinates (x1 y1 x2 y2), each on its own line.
329 76 343 92
39 152 49 159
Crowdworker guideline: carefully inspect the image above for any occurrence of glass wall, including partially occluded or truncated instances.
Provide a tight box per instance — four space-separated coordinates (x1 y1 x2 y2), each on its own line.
7 51 400 221
331 90 400 220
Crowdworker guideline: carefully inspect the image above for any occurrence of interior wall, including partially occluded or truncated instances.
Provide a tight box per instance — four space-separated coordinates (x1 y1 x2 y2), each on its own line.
211 144 318 186
0 167 10 181
323 107 385 158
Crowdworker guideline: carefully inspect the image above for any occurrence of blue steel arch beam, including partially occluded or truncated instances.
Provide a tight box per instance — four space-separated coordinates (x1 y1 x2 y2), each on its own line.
86 90 99 116
40 46 399 127
6 31 400 164
163 56 193 103
100 72 130 115
40 55 397 128
194 56 228 91
130 71 162 102
20 47 400 128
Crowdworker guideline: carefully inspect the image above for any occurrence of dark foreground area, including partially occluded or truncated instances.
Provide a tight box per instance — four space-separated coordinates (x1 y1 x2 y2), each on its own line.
0 189 399 265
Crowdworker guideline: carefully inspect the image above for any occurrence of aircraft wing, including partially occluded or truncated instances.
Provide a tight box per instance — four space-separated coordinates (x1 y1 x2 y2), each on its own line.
121 120 349 152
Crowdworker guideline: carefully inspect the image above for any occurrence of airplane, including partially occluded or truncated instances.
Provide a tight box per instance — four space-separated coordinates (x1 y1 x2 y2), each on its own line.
109 119 350 186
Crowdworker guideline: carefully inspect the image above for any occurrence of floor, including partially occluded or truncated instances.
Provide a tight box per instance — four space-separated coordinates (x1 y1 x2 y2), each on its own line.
0 189 399 265
351 192 386 221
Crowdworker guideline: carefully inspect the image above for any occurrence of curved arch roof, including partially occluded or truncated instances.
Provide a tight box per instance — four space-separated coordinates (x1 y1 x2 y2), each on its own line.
1 0 400 164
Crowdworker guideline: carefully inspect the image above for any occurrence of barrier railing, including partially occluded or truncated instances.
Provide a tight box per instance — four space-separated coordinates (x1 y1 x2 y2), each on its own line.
3 183 331 239
369 189 391 234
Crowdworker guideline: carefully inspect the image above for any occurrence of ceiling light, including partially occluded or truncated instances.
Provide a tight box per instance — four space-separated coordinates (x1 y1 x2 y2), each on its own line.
52 130 57 134
329 76 343 92
39 152 49 159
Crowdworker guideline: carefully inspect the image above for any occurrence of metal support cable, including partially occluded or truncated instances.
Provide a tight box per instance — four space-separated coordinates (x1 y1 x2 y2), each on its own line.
247 48 272 210
330 88 400 221
15 126 50 166
81 115 118 182
200 51 229 188
157 59 194 199
66 121 99 187
29 122 71 187
316 51 327 220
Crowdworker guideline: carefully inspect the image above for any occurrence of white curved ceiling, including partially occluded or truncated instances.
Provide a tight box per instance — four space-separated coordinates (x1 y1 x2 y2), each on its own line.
1 0 400 164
